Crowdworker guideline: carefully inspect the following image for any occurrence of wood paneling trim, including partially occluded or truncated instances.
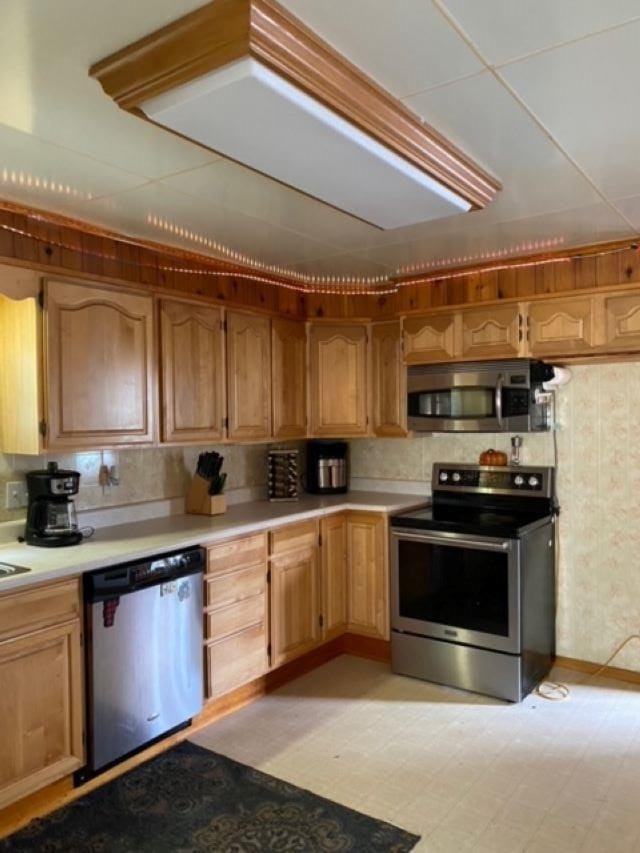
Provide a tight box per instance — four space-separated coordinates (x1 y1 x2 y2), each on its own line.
90 0 499 209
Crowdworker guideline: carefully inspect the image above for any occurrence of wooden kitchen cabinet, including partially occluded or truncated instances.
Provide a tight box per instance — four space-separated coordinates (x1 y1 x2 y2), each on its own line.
459 304 523 360
308 323 368 436
527 295 598 357
159 299 226 443
269 521 321 667
601 290 640 351
44 278 156 448
205 533 268 700
371 321 407 437
0 579 84 809
403 312 458 364
346 512 389 640
271 318 307 439
226 311 272 441
320 513 348 641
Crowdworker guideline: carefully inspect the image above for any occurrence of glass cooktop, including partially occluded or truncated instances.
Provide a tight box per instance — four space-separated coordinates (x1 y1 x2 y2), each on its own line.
390 504 553 538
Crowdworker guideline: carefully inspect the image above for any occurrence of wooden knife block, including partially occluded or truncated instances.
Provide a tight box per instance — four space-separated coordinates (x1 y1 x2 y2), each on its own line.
185 474 227 516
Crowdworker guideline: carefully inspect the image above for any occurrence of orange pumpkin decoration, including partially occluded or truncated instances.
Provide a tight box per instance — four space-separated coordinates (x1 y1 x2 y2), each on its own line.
479 449 508 466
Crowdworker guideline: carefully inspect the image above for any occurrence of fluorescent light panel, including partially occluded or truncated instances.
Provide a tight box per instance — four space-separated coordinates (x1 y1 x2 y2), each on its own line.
142 58 471 229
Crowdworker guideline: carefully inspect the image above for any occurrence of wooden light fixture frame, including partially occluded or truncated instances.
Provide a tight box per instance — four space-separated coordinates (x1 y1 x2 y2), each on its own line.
90 0 500 210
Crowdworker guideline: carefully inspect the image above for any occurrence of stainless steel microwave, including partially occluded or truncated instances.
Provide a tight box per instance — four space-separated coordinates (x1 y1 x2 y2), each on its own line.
407 359 554 433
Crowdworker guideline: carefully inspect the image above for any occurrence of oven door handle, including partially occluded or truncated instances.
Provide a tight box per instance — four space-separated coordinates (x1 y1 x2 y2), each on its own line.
495 373 504 429
391 530 512 551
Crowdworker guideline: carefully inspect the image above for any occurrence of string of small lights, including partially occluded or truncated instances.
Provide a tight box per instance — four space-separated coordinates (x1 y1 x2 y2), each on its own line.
0 215 637 296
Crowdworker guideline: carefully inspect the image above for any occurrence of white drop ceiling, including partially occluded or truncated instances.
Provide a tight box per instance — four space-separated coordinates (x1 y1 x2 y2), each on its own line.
1 0 639 278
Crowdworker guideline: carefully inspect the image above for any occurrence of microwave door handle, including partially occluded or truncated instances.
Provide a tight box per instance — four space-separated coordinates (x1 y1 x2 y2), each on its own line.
495 373 504 428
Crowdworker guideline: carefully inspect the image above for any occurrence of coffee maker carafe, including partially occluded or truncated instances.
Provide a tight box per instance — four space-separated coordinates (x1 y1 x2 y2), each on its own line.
25 461 83 547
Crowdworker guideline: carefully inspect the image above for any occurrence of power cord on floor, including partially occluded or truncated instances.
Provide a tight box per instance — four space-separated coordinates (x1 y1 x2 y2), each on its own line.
536 634 640 701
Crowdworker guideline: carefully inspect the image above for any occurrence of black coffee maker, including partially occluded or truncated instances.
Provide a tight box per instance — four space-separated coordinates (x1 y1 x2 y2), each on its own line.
306 440 348 495
25 462 83 547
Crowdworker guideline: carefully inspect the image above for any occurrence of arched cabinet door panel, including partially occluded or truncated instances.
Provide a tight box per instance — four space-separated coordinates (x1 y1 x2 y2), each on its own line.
44 278 156 448
160 299 225 443
272 318 306 439
226 311 271 441
371 321 407 437
309 323 368 437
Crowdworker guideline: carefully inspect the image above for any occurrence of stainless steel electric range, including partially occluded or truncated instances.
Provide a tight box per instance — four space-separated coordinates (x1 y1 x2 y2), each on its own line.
389 463 557 702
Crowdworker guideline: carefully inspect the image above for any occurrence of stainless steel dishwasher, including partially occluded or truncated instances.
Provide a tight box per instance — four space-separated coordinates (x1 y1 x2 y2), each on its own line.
79 547 204 781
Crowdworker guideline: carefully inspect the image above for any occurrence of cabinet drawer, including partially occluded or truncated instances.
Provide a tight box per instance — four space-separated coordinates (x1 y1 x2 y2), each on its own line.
206 594 265 641
207 533 267 576
205 564 265 609
270 520 317 556
206 623 267 699
0 578 80 642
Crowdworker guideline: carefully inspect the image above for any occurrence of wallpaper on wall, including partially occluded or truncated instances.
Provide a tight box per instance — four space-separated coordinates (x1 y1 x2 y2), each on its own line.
351 363 640 673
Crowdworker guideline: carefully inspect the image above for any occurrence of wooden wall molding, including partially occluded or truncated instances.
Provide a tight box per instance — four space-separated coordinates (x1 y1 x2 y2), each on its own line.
90 0 500 210
2 199 640 323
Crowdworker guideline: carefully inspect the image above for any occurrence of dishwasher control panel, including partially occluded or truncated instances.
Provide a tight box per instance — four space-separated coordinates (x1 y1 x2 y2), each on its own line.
85 547 205 600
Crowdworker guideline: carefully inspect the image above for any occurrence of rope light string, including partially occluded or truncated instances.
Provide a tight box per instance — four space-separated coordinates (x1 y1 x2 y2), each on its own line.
0 217 637 295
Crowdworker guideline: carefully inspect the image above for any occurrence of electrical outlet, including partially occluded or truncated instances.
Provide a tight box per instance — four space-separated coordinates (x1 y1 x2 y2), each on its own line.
5 481 28 509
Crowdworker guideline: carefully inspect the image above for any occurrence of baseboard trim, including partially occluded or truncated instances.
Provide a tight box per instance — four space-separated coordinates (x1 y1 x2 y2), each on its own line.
555 654 640 687
0 634 378 839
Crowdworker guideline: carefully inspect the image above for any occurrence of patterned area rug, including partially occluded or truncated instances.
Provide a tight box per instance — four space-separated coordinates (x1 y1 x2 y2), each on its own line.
1 741 419 852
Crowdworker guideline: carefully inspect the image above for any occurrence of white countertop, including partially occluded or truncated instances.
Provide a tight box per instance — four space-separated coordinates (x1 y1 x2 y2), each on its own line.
0 491 428 593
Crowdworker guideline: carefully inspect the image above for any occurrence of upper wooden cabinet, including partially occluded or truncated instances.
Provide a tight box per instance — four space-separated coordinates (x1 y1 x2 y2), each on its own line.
160 299 226 443
0 293 41 454
226 311 271 441
271 318 307 439
308 323 368 436
371 321 407 437
602 290 640 352
0 579 84 810
44 278 156 448
460 304 522 361
346 512 389 640
403 312 457 364
527 296 598 357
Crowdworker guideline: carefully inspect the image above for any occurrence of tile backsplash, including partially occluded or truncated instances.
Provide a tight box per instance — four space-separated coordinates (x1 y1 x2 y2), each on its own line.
351 362 640 673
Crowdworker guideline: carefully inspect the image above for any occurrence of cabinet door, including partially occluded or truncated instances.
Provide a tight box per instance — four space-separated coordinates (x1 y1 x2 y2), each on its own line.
371 322 407 437
272 318 306 439
527 296 598 357
460 304 522 361
270 546 320 667
45 279 155 448
226 311 271 441
346 512 388 640
160 300 225 443
320 513 348 641
403 313 458 364
309 324 368 436
602 291 640 352
0 620 84 809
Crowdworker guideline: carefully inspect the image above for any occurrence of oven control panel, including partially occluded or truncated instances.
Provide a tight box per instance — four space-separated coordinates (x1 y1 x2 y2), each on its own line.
434 464 552 497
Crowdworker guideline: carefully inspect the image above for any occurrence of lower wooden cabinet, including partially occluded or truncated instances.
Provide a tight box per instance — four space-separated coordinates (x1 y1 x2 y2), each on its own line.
346 512 389 640
320 513 348 641
269 522 321 668
205 535 268 700
0 579 84 810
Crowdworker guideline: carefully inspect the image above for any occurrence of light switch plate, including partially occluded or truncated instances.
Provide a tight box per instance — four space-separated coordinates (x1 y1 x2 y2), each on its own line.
5 481 28 509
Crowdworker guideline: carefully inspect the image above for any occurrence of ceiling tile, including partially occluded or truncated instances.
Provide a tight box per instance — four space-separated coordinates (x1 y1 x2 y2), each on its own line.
441 0 640 65
350 202 634 271
0 122 148 215
501 21 640 200
277 0 483 97
0 0 219 179
81 183 340 267
405 71 600 225
610 194 640 231
287 253 392 278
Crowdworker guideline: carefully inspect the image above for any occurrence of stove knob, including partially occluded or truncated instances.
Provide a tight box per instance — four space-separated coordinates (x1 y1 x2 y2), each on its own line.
439 471 449 482
528 476 539 488
452 472 461 483
514 475 524 486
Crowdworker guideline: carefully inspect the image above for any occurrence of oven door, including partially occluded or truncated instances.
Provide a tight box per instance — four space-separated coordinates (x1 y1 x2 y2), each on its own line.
390 529 520 654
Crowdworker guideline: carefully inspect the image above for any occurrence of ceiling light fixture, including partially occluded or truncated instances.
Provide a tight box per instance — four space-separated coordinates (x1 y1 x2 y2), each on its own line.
90 0 500 230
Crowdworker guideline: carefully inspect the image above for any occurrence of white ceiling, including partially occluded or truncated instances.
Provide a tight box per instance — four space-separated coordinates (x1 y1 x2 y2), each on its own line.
0 0 639 279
